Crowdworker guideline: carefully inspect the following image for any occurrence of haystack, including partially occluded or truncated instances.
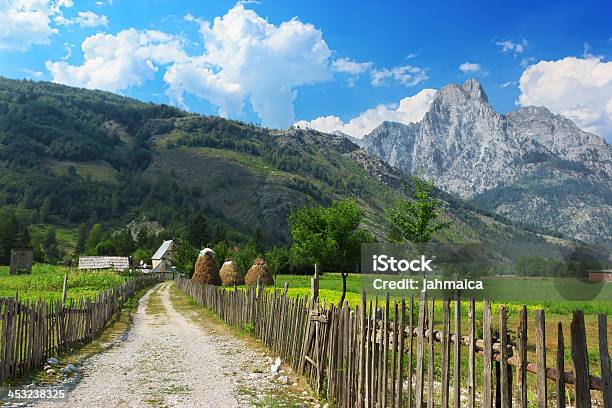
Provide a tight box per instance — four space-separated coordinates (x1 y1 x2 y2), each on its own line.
245 257 274 286
192 248 220 285
220 260 244 286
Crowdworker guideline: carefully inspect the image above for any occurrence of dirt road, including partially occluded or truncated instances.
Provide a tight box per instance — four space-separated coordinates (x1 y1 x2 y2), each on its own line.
37 282 314 408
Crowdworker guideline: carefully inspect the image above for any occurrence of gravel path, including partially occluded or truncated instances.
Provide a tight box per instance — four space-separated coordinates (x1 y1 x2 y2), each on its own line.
37 282 314 408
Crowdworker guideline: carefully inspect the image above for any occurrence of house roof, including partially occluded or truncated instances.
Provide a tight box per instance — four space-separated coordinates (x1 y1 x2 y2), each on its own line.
152 240 174 260
78 256 130 270
152 259 175 273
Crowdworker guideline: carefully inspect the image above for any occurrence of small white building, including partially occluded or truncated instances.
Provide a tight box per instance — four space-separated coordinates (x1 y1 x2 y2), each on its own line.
151 240 175 270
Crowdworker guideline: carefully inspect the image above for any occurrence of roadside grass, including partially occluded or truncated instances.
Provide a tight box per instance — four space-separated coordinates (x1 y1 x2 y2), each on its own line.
0 264 127 302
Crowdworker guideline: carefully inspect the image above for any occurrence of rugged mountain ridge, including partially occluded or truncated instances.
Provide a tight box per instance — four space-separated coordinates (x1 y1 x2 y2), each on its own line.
0 76 599 265
362 79 612 245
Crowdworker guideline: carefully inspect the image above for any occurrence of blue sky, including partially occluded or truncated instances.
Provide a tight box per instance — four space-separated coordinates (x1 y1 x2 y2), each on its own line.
1 0 611 140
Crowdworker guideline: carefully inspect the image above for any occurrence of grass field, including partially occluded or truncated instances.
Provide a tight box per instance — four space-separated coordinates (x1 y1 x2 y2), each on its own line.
270 273 612 314
0 264 127 303
254 273 610 402
267 274 610 367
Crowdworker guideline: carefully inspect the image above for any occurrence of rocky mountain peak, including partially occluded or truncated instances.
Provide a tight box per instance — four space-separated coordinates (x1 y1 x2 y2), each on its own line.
361 80 612 246
434 78 489 106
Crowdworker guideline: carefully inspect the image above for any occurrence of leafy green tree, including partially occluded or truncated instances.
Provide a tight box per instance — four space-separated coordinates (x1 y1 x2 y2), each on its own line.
0 208 20 264
235 243 259 275
94 239 117 256
85 224 104 255
386 177 452 285
43 227 60 264
265 246 290 287
386 177 451 251
170 239 199 277
289 198 374 306
112 229 135 256
187 212 210 248
212 241 231 265
76 223 88 254
17 226 31 248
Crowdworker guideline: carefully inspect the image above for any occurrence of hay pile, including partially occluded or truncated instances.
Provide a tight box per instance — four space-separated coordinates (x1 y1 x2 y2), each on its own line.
192 248 220 285
219 260 244 286
245 257 274 286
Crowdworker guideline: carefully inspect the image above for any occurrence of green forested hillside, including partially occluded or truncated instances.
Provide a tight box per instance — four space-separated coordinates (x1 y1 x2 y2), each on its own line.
0 77 601 268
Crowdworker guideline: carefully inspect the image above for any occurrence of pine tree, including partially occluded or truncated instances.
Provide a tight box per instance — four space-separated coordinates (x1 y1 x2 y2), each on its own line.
187 213 210 248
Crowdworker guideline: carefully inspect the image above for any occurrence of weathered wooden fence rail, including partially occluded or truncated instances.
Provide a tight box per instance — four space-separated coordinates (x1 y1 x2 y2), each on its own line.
175 276 611 407
0 274 162 383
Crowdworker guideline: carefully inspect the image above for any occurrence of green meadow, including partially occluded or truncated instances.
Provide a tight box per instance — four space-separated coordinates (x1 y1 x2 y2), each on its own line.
0 264 127 303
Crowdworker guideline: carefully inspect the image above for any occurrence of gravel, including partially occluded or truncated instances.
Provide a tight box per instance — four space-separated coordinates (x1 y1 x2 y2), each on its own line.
36 282 313 408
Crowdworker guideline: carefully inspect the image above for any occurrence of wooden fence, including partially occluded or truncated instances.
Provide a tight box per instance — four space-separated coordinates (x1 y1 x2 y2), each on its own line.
0 274 162 383
175 276 611 408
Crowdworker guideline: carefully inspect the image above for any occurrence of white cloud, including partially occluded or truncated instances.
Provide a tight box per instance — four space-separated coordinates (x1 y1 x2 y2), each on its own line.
518 56 612 140
458 62 482 73
331 57 372 87
496 39 527 55
56 10 108 27
46 28 188 92
295 88 437 138
370 65 428 87
0 0 73 51
331 58 372 75
164 4 333 128
75 11 107 27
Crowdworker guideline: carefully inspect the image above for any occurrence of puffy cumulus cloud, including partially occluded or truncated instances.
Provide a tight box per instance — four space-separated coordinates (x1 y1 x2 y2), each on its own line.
164 4 333 128
295 88 437 138
45 28 187 92
496 39 527 55
370 65 428 87
0 0 73 51
518 56 612 140
458 62 482 73
56 10 108 28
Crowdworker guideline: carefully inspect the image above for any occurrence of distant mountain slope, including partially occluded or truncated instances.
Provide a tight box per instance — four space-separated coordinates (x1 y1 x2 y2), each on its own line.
0 77 596 265
362 79 612 246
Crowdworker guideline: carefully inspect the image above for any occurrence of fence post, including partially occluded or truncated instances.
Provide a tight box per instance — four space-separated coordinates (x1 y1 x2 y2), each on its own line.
571 310 591 408
599 314 612 408
517 305 528 408
61 274 68 305
535 310 547 408
453 291 461 408
311 263 319 304
556 322 565 408
483 299 492 408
